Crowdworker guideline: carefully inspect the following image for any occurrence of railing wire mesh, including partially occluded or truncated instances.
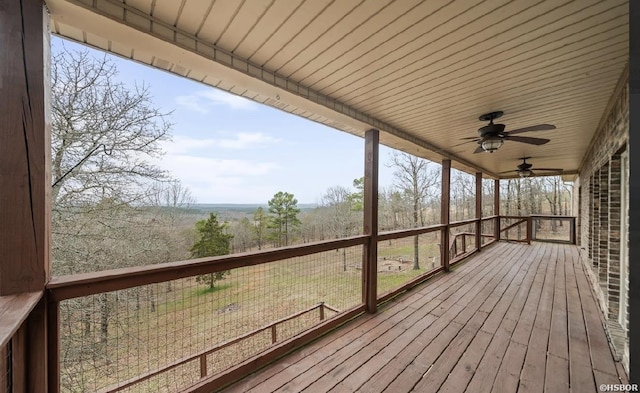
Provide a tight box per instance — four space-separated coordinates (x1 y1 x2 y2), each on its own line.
58 246 362 392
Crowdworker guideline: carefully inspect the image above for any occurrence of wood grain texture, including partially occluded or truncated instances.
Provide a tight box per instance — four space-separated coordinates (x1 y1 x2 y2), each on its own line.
0 0 49 295
221 243 626 393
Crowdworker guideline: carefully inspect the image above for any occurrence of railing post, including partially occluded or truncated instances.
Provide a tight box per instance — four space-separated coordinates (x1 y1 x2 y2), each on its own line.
441 160 451 271
47 299 60 393
363 129 379 313
476 172 482 251
494 179 500 241
527 216 533 244
199 355 208 378
571 217 577 244
271 325 277 344
319 303 325 321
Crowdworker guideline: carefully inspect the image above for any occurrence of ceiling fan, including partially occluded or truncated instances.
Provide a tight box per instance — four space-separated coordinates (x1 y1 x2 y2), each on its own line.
459 111 556 153
499 157 563 178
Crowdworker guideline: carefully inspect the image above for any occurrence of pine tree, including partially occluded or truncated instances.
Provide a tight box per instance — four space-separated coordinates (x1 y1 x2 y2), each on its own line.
268 192 301 247
191 213 233 289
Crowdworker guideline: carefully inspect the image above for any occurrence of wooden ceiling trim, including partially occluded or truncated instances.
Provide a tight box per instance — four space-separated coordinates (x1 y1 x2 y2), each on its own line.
356 22 627 113
311 0 491 95
293 0 424 84
397 72 624 131
332 6 626 105
196 1 243 44
323 1 624 103
302 0 453 89
217 0 276 52
315 0 552 98
230 0 300 58
262 1 365 72
246 0 333 65
382 53 627 125
50 0 498 177
279 0 396 78
123 0 153 15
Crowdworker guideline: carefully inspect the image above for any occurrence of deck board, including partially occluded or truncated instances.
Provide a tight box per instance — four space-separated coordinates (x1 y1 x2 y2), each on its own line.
222 242 627 393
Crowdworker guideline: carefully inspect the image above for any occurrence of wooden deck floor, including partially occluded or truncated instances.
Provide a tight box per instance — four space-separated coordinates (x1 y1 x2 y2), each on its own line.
222 242 628 393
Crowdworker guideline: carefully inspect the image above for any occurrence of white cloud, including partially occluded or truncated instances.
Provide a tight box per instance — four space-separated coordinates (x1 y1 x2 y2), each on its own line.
176 89 257 113
165 133 280 154
153 154 281 203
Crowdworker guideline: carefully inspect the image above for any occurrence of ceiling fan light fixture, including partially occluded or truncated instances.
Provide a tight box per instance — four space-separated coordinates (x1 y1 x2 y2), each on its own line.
481 137 503 153
519 169 532 178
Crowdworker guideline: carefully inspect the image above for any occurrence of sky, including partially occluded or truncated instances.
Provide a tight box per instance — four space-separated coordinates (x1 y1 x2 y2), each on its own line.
52 37 398 204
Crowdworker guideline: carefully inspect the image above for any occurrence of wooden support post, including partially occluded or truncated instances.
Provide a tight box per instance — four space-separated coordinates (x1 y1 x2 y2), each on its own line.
441 160 451 271
319 304 325 321
629 0 639 379
362 129 379 313
271 325 277 343
494 179 501 241
200 355 208 378
527 216 533 245
475 172 482 251
1 1 51 392
48 300 60 393
0 0 50 295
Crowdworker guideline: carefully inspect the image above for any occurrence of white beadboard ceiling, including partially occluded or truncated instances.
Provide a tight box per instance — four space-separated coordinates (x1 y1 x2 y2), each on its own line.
45 0 629 179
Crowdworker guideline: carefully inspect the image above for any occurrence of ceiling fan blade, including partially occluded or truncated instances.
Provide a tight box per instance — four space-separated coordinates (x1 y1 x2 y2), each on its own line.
451 139 479 148
504 135 550 145
506 124 556 135
498 170 518 174
534 168 563 172
460 136 480 140
473 145 485 154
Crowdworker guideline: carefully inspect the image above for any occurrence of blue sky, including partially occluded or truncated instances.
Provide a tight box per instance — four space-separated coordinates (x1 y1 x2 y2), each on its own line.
53 37 397 204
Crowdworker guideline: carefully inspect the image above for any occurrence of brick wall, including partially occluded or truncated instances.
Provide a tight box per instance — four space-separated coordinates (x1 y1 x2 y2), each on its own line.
575 65 629 365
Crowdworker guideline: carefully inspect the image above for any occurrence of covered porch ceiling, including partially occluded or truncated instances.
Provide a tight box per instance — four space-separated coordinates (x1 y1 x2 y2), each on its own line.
46 0 629 179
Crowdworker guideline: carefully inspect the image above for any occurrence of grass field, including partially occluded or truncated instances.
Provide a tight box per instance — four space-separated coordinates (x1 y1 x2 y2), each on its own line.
59 236 443 392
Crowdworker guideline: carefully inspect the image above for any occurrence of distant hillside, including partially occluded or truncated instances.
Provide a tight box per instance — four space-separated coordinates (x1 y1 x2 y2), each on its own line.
191 203 318 214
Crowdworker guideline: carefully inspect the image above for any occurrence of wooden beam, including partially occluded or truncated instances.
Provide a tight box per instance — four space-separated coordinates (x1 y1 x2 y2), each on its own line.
0 0 50 295
494 179 501 241
363 129 379 313
47 299 60 393
627 1 639 382
441 160 451 272
475 172 482 251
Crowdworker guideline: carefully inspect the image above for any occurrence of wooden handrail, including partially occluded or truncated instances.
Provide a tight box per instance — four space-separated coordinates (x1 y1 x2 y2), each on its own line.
449 218 479 228
98 302 334 392
529 214 576 219
377 224 445 241
47 235 368 301
500 218 527 233
0 291 42 348
480 215 498 221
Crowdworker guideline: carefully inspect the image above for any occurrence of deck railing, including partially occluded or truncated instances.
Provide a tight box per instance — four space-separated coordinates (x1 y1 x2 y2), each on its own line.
43 214 574 392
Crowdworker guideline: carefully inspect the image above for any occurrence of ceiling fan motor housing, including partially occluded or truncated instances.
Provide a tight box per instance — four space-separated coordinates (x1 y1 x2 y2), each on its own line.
478 123 505 138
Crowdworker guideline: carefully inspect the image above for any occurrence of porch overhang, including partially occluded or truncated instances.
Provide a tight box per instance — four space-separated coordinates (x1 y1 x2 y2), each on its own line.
46 0 629 178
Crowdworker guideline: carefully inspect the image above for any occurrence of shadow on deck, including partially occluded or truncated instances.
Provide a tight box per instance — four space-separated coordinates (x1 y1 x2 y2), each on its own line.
222 242 628 393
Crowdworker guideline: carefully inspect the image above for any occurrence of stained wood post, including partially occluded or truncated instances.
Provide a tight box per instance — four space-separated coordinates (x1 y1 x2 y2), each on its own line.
628 0 639 379
47 300 60 393
475 172 482 251
362 129 379 313
1 1 51 392
199 355 208 378
526 216 533 245
494 179 501 241
441 160 451 271
0 0 50 295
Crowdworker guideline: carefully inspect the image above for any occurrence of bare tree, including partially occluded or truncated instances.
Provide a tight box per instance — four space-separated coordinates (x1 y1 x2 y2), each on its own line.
320 185 359 271
51 46 171 209
388 152 439 269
